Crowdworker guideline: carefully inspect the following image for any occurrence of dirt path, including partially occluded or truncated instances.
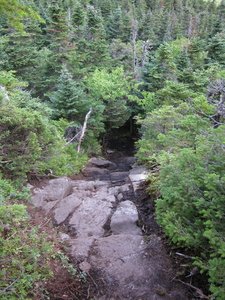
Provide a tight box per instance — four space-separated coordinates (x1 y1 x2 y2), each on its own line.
30 151 195 299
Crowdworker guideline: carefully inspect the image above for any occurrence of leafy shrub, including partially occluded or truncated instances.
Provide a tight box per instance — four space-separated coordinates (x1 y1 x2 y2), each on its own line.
0 104 87 178
0 176 53 299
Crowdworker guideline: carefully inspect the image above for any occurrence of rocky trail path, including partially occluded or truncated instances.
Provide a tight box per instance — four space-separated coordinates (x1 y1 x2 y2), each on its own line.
31 151 191 300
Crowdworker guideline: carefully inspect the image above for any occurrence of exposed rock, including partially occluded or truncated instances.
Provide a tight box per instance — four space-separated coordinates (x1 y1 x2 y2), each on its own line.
32 177 72 209
117 192 123 201
42 200 59 213
110 200 142 235
88 234 160 298
81 167 109 179
130 165 147 174
123 156 136 166
30 155 189 299
106 149 114 154
89 157 115 168
129 165 149 194
59 233 71 241
68 196 113 237
53 194 82 225
116 156 136 171
110 171 129 184
69 237 95 261
24 183 34 190
79 261 91 273
72 179 110 192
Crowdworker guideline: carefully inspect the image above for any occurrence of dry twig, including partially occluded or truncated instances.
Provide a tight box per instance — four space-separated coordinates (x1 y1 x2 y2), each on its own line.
174 279 210 299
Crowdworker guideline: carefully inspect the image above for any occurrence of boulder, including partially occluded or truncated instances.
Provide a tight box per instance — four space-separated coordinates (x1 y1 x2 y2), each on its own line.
88 157 115 168
82 167 110 180
129 165 147 174
129 165 148 194
79 261 91 273
116 156 136 171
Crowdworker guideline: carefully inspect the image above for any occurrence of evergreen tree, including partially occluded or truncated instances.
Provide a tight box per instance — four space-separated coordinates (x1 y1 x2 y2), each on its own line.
0 0 41 31
207 33 225 66
48 66 88 122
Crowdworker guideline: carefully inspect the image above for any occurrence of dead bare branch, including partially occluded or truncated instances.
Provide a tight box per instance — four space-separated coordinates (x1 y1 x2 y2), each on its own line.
0 160 14 164
174 279 210 299
65 131 81 146
77 108 92 153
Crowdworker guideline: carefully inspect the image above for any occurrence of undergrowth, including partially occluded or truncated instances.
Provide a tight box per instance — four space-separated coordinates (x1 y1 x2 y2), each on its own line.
0 174 86 299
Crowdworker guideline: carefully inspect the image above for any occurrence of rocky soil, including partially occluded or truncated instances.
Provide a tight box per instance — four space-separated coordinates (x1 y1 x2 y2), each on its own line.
28 150 197 299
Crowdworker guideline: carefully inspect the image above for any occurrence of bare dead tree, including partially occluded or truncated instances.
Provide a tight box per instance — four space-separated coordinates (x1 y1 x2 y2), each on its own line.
77 108 92 153
207 78 225 127
131 17 138 79
0 85 9 101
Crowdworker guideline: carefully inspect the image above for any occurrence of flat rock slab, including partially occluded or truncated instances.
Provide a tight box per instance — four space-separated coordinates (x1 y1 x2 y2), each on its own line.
53 194 82 225
129 165 149 194
69 237 95 261
110 171 130 184
89 234 147 281
110 200 142 235
68 197 112 237
130 165 147 175
87 234 186 300
32 177 72 212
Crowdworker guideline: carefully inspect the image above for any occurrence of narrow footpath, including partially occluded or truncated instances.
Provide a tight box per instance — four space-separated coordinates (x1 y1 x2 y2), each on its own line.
30 149 192 299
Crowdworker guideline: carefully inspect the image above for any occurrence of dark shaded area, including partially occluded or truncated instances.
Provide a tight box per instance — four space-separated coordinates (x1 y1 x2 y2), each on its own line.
102 117 140 156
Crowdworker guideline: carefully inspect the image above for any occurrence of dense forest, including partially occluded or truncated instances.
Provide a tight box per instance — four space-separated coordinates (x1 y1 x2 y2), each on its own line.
1 0 225 298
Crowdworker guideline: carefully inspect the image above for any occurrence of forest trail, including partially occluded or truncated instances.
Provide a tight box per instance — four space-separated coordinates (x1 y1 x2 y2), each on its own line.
30 150 191 299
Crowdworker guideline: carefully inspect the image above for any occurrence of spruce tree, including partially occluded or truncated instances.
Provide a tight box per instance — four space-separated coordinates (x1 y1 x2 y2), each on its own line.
48 66 87 122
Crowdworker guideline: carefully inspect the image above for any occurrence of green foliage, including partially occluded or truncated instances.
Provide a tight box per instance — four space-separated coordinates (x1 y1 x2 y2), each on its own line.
154 130 225 297
0 0 42 31
137 102 225 298
72 3 86 26
136 103 206 163
130 91 159 115
0 103 87 177
0 176 53 299
0 71 87 178
51 250 86 282
85 67 132 130
0 173 88 299
38 142 88 176
0 174 30 204
207 33 225 65
48 66 88 122
156 80 195 105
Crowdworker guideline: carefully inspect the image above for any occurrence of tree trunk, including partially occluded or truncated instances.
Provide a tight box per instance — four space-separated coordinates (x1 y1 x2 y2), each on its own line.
77 108 93 153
